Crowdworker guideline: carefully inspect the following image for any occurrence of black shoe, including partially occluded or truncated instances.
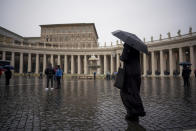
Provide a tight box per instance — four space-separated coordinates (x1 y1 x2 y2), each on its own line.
125 115 139 123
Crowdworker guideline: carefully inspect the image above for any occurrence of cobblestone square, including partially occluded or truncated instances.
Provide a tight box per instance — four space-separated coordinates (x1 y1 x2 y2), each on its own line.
0 77 196 131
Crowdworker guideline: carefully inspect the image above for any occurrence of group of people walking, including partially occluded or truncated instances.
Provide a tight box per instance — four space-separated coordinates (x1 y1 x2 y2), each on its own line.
45 64 63 89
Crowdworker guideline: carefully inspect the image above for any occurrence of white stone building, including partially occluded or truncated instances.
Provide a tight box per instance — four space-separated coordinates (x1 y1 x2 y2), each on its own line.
0 23 196 77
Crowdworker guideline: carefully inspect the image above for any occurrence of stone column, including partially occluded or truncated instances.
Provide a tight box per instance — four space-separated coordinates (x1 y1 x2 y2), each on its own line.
97 55 101 74
104 55 107 74
35 54 39 74
71 55 74 74
28 53 31 73
84 55 87 74
21 40 23 46
44 43 46 48
19 53 23 74
169 49 173 76
146 54 149 74
116 53 120 71
64 55 68 74
155 53 158 73
160 50 164 76
179 47 183 75
11 51 15 74
110 54 114 74
51 54 54 67
11 52 15 67
57 55 60 65
78 55 81 74
120 61 124 68
151 51 155 76
190 46 195 76
2 51 6 60
43 54 46 73
143 53 147 76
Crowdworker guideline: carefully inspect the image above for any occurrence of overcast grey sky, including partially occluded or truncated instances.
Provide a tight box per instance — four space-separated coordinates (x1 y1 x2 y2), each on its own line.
0 0 196 45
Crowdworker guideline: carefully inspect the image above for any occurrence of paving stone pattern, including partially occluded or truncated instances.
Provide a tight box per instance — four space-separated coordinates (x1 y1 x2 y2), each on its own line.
0 76 196 131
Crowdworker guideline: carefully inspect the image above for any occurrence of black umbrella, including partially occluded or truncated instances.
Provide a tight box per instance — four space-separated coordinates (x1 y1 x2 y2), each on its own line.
0 66 7 71
3 65 14 70
179 62 192 66
112 30 148 54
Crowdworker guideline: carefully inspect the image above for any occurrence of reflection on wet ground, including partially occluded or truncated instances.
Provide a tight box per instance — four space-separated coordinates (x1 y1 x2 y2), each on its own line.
0 76 196 130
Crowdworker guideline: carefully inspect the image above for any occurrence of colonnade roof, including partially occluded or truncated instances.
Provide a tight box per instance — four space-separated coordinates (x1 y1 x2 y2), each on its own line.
146 32 196 47
0 26 23 41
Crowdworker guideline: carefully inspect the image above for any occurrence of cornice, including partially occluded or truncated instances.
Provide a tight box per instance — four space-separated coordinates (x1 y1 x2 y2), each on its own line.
0 43 123 55
1 32 196 54
146 33 196 48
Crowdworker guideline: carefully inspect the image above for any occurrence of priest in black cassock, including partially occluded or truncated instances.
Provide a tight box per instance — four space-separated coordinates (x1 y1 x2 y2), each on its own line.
120 43 146 123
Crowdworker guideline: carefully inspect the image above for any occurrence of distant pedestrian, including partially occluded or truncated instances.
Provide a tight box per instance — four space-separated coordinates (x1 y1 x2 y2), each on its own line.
54 65 58 81
5 69 12 85
111 72 115 80
182 66 191 87
93 72 96 80
28 72 31 78
120 43 145 123
45 64 55 89
106 72 110 80
0 70 2 79
194 69 196 78
55 65 63 89
24 72 27 78
39 72 43 79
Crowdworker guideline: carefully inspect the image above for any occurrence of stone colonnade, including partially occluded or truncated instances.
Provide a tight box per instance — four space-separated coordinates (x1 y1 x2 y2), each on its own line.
0 51 122 75
142 46 196 77
1 45 196 77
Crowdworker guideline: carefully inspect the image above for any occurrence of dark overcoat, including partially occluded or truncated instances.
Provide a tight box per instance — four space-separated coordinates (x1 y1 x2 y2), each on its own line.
182 68 191 78
5 70 12 79
120 43 145 117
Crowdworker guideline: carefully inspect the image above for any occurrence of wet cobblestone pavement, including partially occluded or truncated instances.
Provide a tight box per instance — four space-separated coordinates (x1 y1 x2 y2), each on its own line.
0 76 196 131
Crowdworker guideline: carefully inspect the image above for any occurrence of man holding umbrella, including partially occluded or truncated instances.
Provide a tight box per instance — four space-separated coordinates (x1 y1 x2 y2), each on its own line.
112 30 147 123
182 65 191 87
5 68 12 86
179 62 192 87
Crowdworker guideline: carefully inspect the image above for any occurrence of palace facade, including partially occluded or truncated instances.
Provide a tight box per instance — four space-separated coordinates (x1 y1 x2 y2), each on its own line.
0 23 196 77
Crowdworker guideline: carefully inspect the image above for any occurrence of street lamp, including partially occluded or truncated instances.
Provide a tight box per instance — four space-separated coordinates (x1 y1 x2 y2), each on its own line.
185 51 189 62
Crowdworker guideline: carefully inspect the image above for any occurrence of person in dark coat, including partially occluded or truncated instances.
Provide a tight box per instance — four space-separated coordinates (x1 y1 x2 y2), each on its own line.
182 66 191 87
0 70 2 79
93 72 96 80
5 68 12 85
45 63 55 89
120 43 146 123
39 72 43 79
194 69 196 78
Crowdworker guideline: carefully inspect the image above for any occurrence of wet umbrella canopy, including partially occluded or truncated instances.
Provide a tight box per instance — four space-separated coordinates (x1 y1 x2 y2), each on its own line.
3 65 14 70
112 30 148 54
179 62 192 66
0 66 7 71
0 66 3 69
